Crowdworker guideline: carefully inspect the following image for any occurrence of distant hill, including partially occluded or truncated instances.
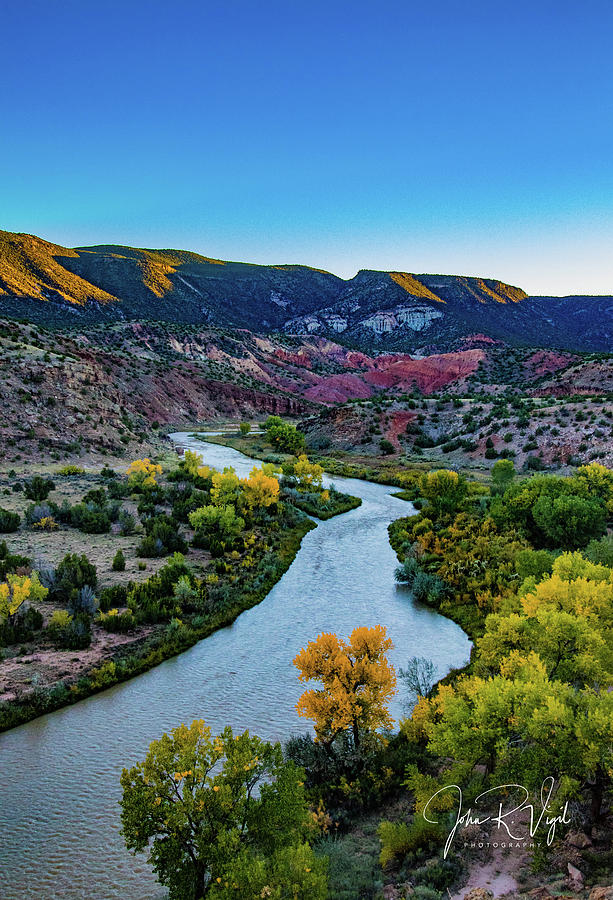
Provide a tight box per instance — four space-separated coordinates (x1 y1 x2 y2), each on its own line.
0 229 611 351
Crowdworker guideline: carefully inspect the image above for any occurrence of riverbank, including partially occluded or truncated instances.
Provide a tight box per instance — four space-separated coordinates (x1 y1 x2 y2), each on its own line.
0 515 315 733
193 430 493 488
193 431 420 487
0 429 364 732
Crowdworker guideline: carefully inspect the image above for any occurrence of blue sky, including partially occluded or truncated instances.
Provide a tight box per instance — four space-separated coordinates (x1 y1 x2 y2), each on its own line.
1 0 612 294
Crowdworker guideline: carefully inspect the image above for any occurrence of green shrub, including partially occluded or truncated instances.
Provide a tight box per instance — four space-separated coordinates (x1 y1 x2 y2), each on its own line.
99 583 129 612
378 817 444 867
0 508 20 533
54 553 97 603
0 604 43 646
112 549 126 572
47 611 91 649
24 475 55 501
118 509 136 534
0 541 30 579
584 534 613 566
70 503 111 534
137 515 187 557
99 608 136 633
57 465 84 475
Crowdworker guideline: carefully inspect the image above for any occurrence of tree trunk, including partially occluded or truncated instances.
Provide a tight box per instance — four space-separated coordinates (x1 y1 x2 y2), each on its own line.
194 863 206 900
588 769 605 831
352 721 360 749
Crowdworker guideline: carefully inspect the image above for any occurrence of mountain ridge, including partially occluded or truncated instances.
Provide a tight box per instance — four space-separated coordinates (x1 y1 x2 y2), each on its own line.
0 229 611 352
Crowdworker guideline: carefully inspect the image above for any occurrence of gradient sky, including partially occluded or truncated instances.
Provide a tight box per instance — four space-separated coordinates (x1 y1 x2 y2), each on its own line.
1 0 612 295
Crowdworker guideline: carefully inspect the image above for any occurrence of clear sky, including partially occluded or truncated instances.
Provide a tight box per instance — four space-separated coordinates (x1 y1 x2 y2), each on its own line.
1 0 612 295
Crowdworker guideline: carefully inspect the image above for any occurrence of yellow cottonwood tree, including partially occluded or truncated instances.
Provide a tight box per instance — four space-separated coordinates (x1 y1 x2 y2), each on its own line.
210 467 241 507
240 466 280 509
126 458 162 489
294 625 396 750
294 455 324 490
182 449 204 477
0 573 48 625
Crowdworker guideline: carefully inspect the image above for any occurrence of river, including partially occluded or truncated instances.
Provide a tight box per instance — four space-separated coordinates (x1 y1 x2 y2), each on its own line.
0 433 471 900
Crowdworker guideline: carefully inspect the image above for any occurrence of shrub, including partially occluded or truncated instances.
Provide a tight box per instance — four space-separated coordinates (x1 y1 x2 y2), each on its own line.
48 611 91 649
137 514 187 557
380 439 395 455
118 509 136 534
99 583 128 612
127 553 190 622
112 549 126 572
25 502 55 526
585 534 613 567
378 817 444 867
57 465 84 475
0 542 30 580
0 604 43 646
525 454 545 470
70 503 111 534
48 609 72 631
24 475 55 501
54 553 97 603
108 480 130 500
68 585 98 617
395 557 421 585
99 608 136 633
32 516 59 531
0 508 20 533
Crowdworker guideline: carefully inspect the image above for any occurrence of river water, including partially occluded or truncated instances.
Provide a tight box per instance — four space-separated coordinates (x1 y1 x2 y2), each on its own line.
0 433 471 900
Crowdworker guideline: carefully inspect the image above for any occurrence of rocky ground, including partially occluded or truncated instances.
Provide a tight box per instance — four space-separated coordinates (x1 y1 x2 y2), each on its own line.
1 318 610 474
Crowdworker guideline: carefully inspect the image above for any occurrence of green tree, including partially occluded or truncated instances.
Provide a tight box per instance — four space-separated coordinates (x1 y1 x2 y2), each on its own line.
491 458 515 495
120 720 319 900
419 469 467 518
265 419 305 454
239 422 251 436
207 843 327 899
532 494 606 549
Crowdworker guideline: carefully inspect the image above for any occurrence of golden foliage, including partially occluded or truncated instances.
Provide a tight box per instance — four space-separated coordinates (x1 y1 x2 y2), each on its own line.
126 458 162 488
240 466 280 509
294 455 323 490
0 572 48 621
294 625 396 746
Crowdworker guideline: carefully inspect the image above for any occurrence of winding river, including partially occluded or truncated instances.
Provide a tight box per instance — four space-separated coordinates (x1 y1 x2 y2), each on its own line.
0 433 471 900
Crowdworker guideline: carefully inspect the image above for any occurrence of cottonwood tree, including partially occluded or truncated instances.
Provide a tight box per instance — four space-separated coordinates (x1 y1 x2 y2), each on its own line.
127 458 162 489
294 625 396 752
239 466 280 510
120 720 325 900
